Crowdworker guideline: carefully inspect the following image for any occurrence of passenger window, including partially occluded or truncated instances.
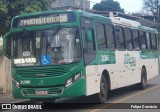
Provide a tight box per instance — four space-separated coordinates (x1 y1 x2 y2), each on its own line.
96 22 106 50
151 34 157 50
140 31 147 50
81 17 93 28
132 30 140 50
146 33 151 50
114 26 125 50
106 25 115 49
124 28 133 50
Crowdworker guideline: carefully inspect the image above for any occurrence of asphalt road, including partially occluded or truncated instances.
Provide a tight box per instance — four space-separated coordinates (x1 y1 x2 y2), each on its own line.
2 75 160 112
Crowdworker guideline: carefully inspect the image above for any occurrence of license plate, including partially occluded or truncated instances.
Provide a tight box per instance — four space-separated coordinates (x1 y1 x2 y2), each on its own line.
36 90 48 95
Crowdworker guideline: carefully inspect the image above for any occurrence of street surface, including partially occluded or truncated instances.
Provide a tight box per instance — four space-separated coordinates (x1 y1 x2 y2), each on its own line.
2 75 160 112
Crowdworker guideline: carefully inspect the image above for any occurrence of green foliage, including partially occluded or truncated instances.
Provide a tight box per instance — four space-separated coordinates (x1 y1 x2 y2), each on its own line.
143 0 159 16
92 0 124 13
0 1 8 35
0 0 55 35
0 1 7 13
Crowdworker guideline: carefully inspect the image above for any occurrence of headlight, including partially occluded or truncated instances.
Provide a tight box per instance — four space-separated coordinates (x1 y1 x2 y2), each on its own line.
66 77 73 87
74 73 81 81
65 72 82 88
12 78 20 88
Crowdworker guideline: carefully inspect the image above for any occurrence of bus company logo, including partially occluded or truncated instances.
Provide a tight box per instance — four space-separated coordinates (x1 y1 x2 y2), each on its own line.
2 104 11 109
39 80 44 85
124 54 136 67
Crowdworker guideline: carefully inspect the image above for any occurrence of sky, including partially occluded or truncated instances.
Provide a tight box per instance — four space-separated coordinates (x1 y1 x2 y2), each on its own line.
90 0 143 13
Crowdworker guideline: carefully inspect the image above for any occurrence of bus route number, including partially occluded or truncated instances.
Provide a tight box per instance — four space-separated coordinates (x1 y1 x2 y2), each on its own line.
101 55 109 62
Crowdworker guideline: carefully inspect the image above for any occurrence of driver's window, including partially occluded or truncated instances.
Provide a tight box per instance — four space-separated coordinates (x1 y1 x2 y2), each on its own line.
81 16 96 65
82 28 95 52
81 17 95 52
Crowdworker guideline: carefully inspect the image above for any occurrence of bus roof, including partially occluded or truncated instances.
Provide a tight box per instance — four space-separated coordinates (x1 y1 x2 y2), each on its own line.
12 9 158 33
79 10 157 33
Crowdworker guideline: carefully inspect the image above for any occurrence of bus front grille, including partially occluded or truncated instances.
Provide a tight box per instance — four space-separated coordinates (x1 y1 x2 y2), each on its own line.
13 67 67 78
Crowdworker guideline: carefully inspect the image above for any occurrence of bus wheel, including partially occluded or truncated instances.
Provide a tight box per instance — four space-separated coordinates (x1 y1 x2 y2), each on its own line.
138 68 147 90
96 75 108 103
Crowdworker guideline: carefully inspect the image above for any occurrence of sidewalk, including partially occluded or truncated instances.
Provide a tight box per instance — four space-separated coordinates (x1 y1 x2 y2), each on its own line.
0 94 29 103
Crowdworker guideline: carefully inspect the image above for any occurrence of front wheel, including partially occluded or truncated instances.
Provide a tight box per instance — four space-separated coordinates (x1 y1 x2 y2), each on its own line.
96 75 108 103
137 68 147 90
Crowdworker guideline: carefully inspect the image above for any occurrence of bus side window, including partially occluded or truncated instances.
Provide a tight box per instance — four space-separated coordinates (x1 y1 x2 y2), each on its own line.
82 28 95 52
106 24 115 49
132 30 140 50
140 31 147 50
114 26 125 50
81 16 96 65
96 22 106 50
81 17 95 52
146 32 151 50
124 28 133 50
151 33 157 50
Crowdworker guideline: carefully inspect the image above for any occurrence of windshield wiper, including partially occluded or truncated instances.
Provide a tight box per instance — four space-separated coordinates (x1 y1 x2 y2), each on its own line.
48 26 61 44
45 26 61 55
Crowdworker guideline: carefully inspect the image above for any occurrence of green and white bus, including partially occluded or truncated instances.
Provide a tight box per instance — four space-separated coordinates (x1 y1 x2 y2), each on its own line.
3 10 159 103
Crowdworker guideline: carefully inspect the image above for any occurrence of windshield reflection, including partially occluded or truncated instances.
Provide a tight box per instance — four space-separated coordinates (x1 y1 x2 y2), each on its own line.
12 27 81 66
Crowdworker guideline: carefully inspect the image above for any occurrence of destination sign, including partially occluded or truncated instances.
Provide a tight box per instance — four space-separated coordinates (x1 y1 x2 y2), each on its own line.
13 12 76 27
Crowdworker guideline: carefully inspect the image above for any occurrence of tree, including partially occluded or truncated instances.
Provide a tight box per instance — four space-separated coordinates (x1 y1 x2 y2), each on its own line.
0 0 55 36
0 1 7 35
143 0 160 15
92 0 124 13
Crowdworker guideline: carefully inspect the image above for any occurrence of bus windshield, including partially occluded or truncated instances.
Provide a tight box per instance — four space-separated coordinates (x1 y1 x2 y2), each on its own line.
12 27 81 66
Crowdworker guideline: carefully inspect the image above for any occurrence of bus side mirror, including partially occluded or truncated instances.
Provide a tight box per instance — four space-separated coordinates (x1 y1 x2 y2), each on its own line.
3 33 11 59
85 29 93 43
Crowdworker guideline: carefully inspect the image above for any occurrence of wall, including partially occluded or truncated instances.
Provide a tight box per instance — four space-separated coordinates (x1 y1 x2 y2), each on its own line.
0 56 12 95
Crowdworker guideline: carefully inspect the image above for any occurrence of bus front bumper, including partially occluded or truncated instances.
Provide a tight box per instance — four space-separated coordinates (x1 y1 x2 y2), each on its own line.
12 78 86 99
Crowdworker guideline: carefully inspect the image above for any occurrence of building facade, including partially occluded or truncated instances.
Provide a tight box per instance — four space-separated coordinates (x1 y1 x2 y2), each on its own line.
51 0 90 10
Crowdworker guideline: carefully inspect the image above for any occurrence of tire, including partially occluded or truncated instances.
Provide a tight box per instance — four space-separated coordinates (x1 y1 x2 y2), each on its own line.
96 75 108 103
137 68 147 90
